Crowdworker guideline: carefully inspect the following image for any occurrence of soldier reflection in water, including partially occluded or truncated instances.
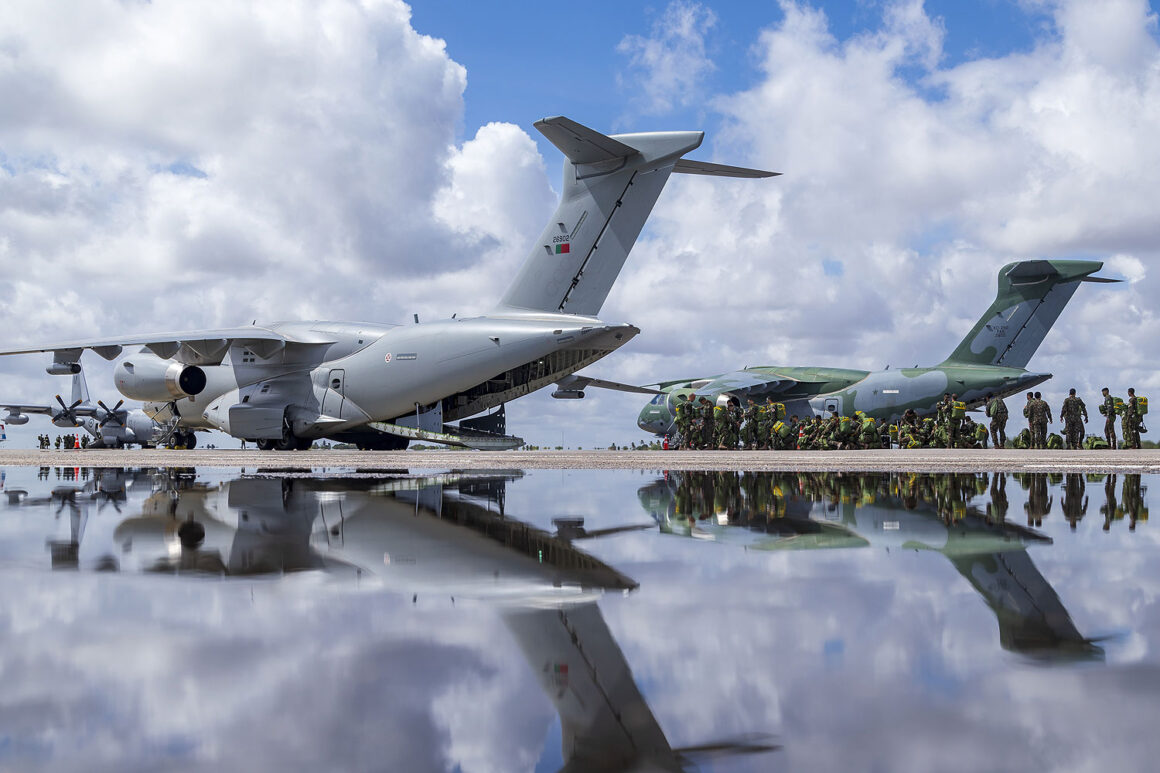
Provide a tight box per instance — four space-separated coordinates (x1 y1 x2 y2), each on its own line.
1122 474 1146 532
987 473 1008 523
1102 474 1118 532
1025 473 1052 527
1062 474 1088 531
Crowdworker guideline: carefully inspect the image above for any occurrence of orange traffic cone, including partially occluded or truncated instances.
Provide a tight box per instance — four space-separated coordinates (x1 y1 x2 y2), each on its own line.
74 435 80 449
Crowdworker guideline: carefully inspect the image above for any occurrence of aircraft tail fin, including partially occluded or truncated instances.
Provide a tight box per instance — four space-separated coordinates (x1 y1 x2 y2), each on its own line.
503 603 674 767
940 260 1115 369
498 116 775 316
70 368 91 406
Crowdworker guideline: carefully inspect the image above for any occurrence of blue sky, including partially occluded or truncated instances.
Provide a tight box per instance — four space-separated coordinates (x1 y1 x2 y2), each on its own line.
412 0 1070 151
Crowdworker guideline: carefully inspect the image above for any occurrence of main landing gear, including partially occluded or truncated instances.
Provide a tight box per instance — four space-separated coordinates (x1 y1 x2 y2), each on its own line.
255 422 312 451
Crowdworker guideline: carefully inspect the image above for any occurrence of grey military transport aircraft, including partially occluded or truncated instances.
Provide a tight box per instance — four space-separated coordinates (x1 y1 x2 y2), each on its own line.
0 117 774 450
632 259 1117 436
1 369 172 447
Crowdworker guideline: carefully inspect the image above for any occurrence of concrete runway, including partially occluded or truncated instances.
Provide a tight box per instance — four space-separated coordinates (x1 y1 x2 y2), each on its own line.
2 448 1159 472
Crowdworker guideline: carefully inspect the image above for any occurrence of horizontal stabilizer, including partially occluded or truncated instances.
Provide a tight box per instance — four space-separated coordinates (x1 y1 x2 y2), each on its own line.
535 116 639 164
1082 276 1123 283
673 159 779 178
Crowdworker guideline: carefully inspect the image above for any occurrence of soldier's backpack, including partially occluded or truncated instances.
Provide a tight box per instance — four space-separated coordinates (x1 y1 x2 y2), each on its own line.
773 420 792 439
838 416 852 435
1138 396 1149 415
1047 433 1064 450
770 402 787 420
951 401 967 419
1113 397 1126 416
1083 436 1110 450
974 423 988 442
1014 429 1031 449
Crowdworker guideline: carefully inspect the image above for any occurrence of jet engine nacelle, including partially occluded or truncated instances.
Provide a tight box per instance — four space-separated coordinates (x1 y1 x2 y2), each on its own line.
551 389 585 399
114 355 207 401
4 412 29 425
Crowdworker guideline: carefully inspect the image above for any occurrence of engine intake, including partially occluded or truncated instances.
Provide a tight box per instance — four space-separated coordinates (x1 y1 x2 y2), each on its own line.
114 356 206 401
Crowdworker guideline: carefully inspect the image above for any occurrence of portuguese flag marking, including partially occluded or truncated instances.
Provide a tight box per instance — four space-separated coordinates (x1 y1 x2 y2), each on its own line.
555 243 570 254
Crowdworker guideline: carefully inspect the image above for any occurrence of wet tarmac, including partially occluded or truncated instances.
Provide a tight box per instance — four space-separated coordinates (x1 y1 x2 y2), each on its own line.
3 447 1160 472
0 465 1157 771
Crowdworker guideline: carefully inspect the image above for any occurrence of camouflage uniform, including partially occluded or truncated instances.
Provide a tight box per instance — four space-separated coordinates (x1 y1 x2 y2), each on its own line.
1022 394 1036 446
699 400 715 450
1029 398 1050 449
986 395 1008 448
1125 394 1142 449
741 402 758 449
1060 395 1088 450
1101 393 1118 448
675 400 693 450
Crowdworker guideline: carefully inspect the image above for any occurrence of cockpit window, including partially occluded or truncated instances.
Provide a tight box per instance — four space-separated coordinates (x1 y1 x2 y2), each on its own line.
650 394 666 406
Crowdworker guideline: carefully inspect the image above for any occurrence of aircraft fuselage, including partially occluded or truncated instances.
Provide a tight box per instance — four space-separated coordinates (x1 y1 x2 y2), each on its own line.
638 364 1050 435
130 313 637 443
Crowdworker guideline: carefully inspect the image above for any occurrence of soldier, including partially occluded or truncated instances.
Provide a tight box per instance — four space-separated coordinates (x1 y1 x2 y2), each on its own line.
936 394 952 427
1124 387 1142 449
1060 388 1088 450
674 395 692 450
741 399 758 449
697 397 714 450
985 392 1008 448
1022 392 1036 446
1030 391 1051 449
1100 387 1118 448
947 393 963 446
785 414 800 450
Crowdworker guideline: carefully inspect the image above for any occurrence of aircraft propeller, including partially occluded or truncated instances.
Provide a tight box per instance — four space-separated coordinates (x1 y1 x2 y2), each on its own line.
97 399 126 427
52 395 83 426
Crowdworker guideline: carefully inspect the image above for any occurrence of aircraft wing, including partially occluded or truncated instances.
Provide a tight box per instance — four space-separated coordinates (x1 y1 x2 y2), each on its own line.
0 326 335 364
693 370 804 398
0 403 98 417
554 374 663 396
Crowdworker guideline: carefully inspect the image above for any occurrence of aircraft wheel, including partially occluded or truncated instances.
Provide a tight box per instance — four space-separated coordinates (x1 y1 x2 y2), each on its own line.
256 439 273 451
295 436 312 450
183 432 197 449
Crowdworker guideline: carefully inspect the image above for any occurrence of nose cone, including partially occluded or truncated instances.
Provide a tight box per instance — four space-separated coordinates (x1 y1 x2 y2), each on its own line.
637 398 674 436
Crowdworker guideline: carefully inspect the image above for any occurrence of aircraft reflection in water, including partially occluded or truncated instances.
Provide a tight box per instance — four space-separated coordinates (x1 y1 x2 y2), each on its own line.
638 471 1144 662
6 468 776 772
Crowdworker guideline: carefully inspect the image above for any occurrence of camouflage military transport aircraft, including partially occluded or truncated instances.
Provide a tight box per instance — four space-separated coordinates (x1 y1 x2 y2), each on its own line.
633 260 1116 436
0 117 773 450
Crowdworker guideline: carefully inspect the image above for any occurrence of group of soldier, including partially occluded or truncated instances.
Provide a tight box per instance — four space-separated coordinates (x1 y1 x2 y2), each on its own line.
671 396 891 451
660 469 1147 533
36 433 89 450
984 387 1147 450
668 386 1149 451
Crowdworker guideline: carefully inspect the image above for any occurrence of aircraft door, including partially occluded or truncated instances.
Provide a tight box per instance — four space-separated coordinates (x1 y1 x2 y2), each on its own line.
322 369 345 417
823 397 839 414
